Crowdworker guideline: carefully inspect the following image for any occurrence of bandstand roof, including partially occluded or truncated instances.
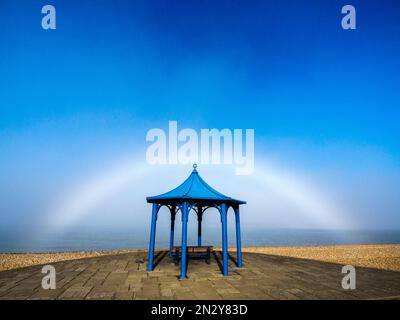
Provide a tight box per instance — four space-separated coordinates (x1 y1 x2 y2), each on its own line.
146 165 246 205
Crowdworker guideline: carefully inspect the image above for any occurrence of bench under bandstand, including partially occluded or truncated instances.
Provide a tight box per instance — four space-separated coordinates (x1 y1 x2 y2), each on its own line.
146 164 246 279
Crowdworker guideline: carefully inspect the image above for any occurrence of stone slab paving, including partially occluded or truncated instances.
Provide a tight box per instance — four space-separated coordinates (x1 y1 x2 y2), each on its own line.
0 251 400 300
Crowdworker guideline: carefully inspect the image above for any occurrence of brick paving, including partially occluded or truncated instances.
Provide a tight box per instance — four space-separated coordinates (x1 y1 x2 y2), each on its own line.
1 251 400 300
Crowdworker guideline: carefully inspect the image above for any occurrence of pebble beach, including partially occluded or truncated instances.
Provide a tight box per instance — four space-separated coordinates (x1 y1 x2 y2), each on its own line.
1 244 399 273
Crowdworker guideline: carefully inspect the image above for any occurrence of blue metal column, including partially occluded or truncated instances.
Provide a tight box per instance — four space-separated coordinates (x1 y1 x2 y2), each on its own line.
180 202 189 279
197 205 202 246
220 203 228 276
169 205 176 257
234 206 243 268
148 203 158 271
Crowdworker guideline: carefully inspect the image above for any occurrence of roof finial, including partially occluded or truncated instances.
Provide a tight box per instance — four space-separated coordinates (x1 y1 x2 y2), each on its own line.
193 163 197 169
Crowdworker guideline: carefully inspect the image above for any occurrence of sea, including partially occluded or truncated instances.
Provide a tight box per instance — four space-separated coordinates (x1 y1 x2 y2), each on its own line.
0 226 399 253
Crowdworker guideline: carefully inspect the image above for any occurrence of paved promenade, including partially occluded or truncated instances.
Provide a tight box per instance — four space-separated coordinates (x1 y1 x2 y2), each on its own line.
1 251 399 300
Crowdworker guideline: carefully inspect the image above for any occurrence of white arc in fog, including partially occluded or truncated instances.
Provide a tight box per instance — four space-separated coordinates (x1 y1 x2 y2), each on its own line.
253 162 350 229
45 159 352 232
47 160 150 228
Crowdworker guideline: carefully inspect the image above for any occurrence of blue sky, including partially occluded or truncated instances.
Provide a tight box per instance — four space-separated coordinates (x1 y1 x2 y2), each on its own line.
0 0 400 232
